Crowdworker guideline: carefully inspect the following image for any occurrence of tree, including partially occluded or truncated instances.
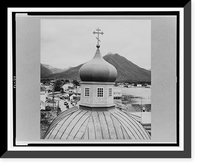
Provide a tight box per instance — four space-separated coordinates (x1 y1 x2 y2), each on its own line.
72 80 80 87
54 80 63 92
60 87 64 93
133 82 137 86
65 79 70 83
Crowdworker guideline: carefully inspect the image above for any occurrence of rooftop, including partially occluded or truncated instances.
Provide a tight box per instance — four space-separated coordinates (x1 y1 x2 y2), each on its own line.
44 106 150 140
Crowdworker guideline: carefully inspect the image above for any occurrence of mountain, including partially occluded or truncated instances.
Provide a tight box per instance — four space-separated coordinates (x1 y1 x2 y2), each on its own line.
40 64 53 78
43 53 151 82
103 53 151 82
42 64 70 74
44 64 83 80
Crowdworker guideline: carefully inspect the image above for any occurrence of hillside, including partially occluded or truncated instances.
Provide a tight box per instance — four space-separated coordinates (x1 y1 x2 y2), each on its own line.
43 53 151 82
43 64 70 74
103 53 151 82
44 64 83 80
40 64 53 78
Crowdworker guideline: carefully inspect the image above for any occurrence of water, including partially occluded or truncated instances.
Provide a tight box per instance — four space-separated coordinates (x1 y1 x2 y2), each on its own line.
120 87 151 104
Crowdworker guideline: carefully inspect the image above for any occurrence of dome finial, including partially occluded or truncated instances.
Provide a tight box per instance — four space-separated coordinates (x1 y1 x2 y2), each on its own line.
93 27 104 48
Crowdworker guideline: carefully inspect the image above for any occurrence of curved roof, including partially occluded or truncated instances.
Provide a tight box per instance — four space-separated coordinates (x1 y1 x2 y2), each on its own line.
79 48 117 82
43 106 150 140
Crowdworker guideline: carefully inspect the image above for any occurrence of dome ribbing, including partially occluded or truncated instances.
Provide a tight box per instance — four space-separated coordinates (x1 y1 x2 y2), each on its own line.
43 106 151 140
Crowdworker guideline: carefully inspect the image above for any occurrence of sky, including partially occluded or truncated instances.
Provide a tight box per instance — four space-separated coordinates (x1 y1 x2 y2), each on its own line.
41 18 151 69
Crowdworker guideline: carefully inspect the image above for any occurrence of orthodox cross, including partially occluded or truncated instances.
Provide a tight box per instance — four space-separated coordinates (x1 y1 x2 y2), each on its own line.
93 28 104 48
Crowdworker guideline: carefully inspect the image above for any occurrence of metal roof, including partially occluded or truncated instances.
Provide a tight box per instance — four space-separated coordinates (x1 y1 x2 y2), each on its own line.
44 106 150 140
79 48 117 82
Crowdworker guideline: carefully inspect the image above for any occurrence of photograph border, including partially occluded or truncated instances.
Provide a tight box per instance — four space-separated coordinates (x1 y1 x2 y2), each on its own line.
3 2 191 158
15 11 179 147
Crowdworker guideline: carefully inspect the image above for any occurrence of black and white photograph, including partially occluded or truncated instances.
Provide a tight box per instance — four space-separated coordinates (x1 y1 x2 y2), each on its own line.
40 19 151 140
4 4 192 159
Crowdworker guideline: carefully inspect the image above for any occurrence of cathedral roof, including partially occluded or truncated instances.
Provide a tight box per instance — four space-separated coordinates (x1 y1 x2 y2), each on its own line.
43 106 150 140
79 48 117 82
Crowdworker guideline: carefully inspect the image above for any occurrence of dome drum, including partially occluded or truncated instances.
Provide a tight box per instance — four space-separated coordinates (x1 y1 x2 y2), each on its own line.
79 82 115 108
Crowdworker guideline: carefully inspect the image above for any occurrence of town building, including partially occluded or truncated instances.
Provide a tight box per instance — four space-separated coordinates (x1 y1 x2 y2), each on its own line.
40 85 48 110
137 84 142 87
43 28 150 140
113 87 122 99
61 83 74 92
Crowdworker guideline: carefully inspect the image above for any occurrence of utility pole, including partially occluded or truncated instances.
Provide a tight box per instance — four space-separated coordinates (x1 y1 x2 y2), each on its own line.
52 89 54 110
52 80 56 110
57 100 61 116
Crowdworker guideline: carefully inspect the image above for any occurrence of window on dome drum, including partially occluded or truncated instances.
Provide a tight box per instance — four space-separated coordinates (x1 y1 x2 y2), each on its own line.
97 88 103 97
84 88 90 97
109 88 112 97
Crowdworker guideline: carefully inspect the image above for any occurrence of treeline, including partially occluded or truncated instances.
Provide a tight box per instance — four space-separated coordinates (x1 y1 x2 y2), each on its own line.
41 78 70 84
115 81 151 85
41 78 80 92
41 78 151 87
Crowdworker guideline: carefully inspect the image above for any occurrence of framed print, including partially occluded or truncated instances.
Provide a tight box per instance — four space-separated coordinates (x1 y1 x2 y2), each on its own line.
4 2 191 158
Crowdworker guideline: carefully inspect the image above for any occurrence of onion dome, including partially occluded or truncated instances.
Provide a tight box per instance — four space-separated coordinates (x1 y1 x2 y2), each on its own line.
43 106 150 140
79 48 117 82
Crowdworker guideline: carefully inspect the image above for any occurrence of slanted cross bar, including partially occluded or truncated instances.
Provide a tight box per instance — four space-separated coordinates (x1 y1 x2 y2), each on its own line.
93 28 104 47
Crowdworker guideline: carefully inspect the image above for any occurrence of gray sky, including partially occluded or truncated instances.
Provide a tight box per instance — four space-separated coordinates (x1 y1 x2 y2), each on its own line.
41 18 151 69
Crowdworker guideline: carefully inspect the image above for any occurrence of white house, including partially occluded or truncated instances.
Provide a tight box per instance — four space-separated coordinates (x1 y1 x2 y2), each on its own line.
76 86 81 93
113 87 122 99
40 86 48 110
61 83 74 92
40 101 45 110
145 84 151 88
141 111 151 134
137 84 142 87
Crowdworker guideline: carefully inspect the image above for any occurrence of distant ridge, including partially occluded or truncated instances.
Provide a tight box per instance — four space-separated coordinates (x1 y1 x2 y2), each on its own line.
43 64 83 80
43 64 70 74
43 53 151 82
40 64 53 78
103 53 151 82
